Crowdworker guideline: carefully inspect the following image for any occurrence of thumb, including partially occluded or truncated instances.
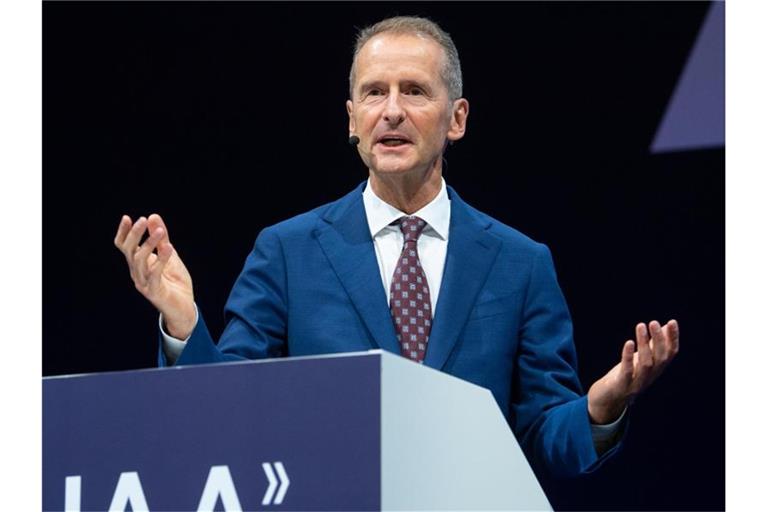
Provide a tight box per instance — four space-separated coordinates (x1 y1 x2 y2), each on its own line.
147 214 170 243
620 340 635 383
157 240 174 265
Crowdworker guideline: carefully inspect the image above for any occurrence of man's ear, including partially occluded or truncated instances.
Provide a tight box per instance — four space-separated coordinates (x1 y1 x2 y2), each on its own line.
446 98 469 142
346 99 356 134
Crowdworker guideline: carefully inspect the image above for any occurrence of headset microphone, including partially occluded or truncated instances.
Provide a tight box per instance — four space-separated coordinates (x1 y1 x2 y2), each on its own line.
348 135 360 146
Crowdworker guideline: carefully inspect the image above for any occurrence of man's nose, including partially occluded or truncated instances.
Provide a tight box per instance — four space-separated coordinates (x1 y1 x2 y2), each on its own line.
382 92 406 126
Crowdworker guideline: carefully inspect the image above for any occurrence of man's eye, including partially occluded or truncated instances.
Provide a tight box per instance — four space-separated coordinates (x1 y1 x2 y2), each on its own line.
367 89 383 96
406 88 424 95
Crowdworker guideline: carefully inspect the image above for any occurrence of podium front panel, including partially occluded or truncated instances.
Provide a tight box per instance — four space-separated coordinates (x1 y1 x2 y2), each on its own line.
43 354 381 511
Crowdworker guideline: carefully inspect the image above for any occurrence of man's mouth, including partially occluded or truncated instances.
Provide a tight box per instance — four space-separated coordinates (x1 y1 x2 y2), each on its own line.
376 134 412 147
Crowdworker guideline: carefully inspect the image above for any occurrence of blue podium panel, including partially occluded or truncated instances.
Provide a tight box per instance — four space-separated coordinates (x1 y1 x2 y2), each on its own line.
43 354 381 511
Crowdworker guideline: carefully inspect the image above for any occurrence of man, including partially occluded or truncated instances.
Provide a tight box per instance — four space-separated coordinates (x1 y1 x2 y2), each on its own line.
114 16 678 478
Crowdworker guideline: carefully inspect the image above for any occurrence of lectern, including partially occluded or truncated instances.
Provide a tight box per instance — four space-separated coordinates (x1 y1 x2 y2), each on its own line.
43 350 551 511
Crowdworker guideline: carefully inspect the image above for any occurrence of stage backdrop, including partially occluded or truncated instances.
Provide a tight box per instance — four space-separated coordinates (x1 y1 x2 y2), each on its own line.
43 2 723 510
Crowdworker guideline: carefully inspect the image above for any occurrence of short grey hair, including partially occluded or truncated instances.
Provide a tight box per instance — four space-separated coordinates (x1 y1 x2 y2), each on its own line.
348 16 463 101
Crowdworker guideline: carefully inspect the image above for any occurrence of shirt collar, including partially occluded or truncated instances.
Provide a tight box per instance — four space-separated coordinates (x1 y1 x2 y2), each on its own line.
362 177 450 240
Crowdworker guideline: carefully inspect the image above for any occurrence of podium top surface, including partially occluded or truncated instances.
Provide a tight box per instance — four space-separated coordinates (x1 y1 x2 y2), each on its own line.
43 348 388 381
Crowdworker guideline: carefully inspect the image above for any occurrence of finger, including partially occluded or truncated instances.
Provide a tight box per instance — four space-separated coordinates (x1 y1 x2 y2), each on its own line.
664 319 680 359
114 215 132 248
121 216 147 258
635 322 653 378
635 322 649 351
649 319 668 363
135 227 165 285
620 340 635 384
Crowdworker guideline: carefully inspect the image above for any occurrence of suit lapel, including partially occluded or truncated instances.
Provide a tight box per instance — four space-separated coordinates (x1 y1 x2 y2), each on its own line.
423 187 502 370
315 184 401 355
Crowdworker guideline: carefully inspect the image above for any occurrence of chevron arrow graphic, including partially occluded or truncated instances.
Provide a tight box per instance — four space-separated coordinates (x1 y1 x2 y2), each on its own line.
272 462 290 504
261 462 290 506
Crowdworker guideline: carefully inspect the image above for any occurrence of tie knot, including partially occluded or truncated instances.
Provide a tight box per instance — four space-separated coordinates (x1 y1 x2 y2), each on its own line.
399 216 428 243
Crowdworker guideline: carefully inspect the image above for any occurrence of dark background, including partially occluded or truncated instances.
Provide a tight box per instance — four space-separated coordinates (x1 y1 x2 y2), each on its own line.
43 2 724 510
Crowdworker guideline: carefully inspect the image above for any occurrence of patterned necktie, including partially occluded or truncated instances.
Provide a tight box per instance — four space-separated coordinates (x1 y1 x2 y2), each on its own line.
389 216 432 363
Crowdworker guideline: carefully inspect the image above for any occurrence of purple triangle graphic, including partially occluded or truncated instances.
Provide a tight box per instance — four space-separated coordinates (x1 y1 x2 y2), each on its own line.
651 2 724 153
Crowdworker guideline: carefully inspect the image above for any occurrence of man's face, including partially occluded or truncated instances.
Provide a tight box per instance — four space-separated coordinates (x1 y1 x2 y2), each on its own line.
347 33 468 178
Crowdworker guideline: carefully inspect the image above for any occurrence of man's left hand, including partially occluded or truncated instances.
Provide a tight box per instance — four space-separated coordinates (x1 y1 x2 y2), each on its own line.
587 320 680 424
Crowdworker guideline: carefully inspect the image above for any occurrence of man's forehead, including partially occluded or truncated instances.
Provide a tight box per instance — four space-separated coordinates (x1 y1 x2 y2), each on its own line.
355 33 445 78
362 32 439 56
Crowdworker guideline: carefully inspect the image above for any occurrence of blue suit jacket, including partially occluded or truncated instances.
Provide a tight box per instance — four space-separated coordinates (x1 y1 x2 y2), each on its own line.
162 182 619 477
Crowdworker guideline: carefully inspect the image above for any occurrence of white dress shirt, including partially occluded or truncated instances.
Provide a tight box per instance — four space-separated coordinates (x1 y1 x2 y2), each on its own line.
362 177 450 312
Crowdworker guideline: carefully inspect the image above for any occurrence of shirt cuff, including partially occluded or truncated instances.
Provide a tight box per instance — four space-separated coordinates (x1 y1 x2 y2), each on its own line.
590 406 627 455
159 304 198 364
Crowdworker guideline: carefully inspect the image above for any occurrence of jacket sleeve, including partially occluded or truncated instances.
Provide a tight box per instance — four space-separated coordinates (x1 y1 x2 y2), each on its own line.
158 226 288 367
510 243 623 477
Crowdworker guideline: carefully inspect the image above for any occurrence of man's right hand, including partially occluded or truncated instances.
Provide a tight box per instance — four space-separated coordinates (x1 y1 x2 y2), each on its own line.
114 214 196 339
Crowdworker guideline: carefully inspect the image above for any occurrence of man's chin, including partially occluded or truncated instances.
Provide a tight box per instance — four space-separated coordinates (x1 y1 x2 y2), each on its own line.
369 155 419 176
370 165 417 178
